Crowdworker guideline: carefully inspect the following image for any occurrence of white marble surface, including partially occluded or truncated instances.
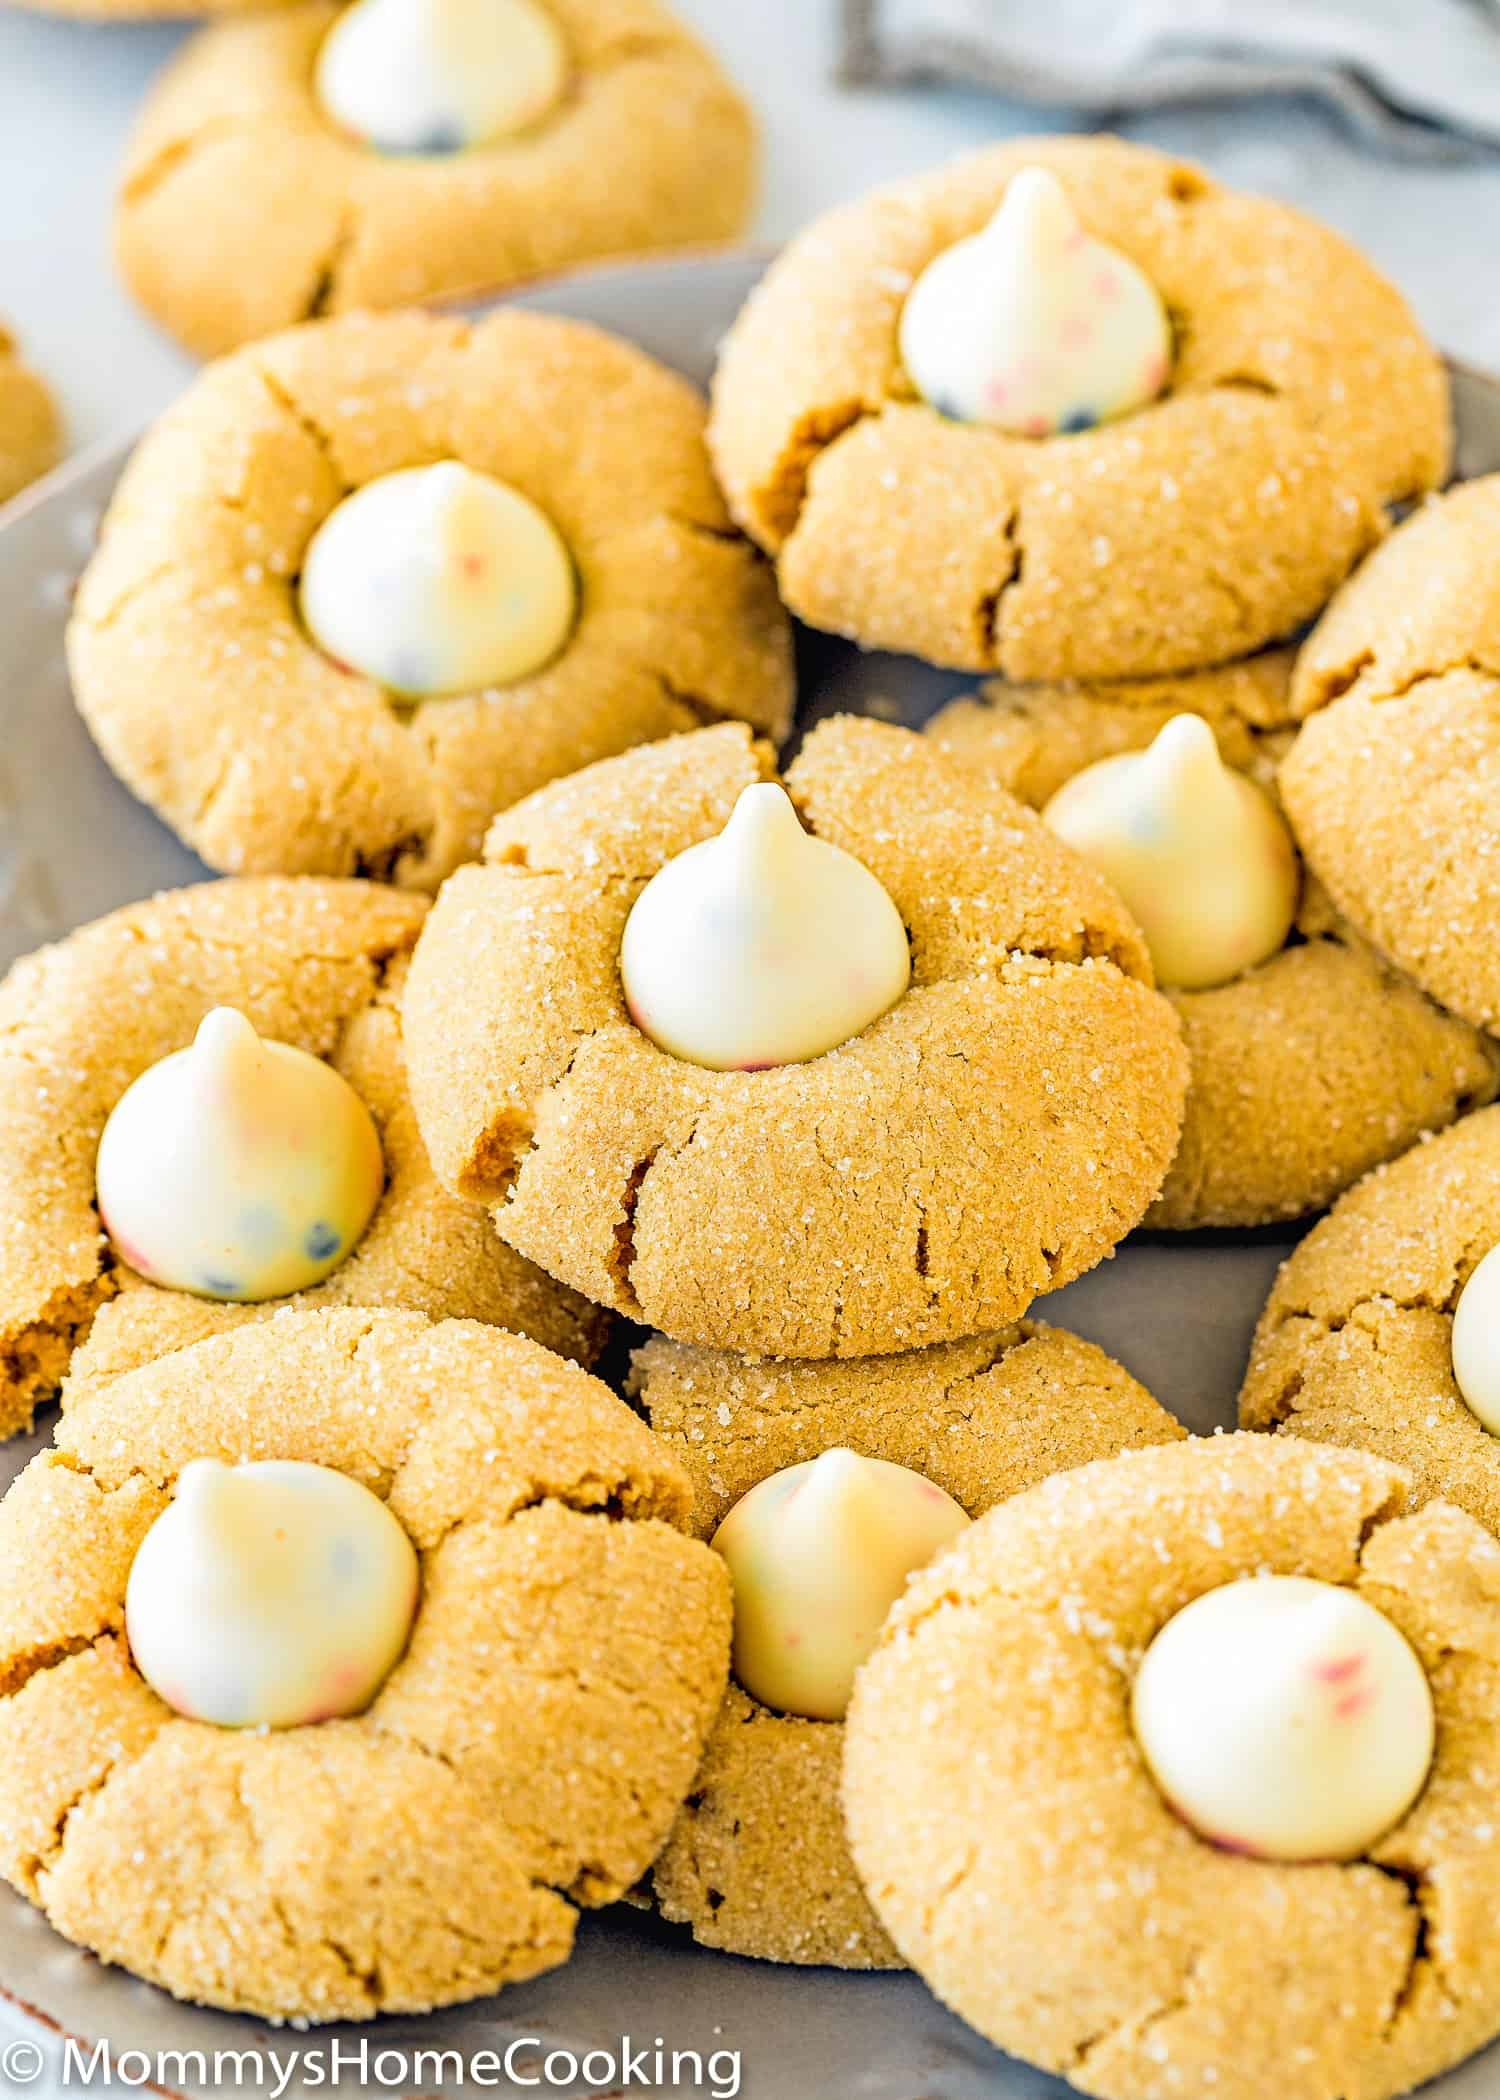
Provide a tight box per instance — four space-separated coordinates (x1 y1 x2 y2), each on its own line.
3 0 1500 467
2 3 1500 2091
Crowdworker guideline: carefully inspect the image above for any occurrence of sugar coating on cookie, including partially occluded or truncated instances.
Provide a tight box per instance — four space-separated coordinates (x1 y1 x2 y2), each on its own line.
1450 1242 1500 1436
299 461 576 698
96 1006 384 1302
1042 714 1298 991
0 323 62 508
620 782 912 1071
315 0 567 155
114 9 757 358
0 1309 732 2022
843 1433 1500 2100
900 166 1171 439
711 1449 968 1721
710 138 1448 685
1132 1575 1434 1863
404 717 1188 1359
126 1457 419 1728
928 666 1500 1231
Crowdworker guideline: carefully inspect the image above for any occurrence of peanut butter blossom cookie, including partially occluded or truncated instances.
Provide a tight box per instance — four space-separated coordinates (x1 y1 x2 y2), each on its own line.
404 715 1188 1359
0 1308 731 2019
114 0 754 356
0 324 61 506
844 1434 1500 2100
631 1323 1184 1969
0 876 603 1441
1242 1104 1500 1539
1282 474 1500 1035
709 136 1447 681
929 662 1500 1228
67 309 791 890
10 0 283 21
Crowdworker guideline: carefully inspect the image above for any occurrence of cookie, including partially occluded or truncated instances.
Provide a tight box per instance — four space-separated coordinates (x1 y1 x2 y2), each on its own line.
0 875 604 1441
1241 1105 1500 1538
9 0 282 19
631 1322 1184 1968
929 662 1500 1228
67 309 792 891
844 1433 1500 2100
0 324 61 507
0 1307 731 2020
1282 475 1500 1035
404 715 1189 1359
709 136 1447 682
114 0 754 358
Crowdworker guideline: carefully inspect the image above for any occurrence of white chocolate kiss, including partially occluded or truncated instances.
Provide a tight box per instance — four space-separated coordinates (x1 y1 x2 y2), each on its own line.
1451 1241 1500 1436
620 783 912 1071
1041 714 1299 991
127 1459 419 1729
96 1007 384 1302
1132 1575 1435 1862
299 462 577 699
899 165 1172 437
711 1450 970 1722
316 0 567 156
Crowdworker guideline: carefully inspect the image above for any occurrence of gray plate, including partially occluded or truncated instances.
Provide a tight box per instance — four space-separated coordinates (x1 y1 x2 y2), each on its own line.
1 253 1498 2100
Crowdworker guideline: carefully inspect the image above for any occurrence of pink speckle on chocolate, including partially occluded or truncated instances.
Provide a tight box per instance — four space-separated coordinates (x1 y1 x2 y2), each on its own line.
106 1223 155 1278
1201 1829 1262 1859
1314 1654 1363 1685
737 1059 776 1073
1094 268 1120 303
304 1660 368 1724
984 378 1009 410
1335 1687 1374 1720
1167 1797 1262 1857
1066 226 1086 253
1143 351 1169 393
1061 314 1094 352
1023 415 1050 438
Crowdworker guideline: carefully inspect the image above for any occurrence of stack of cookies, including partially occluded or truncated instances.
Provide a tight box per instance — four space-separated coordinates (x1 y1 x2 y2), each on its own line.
4 128 1500 2100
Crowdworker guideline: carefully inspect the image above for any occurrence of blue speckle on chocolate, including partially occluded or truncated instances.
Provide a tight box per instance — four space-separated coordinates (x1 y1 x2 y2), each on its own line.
200 1272 240 1296
1059 408 1098 434
305 1222 341 1262
403 122 466 157
329 1537 358 1583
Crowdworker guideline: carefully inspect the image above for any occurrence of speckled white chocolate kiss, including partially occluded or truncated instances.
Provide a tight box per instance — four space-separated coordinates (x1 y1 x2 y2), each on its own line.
899 165 1172 438
619 781 912 1071
299 461 577 699
95 1006 384 1302
1041 713 1299 992
711 1449 970 1722
315 0 568 157
126 1458 420 1729
1451 1241 1500 1435
1131 1575 1435 1862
